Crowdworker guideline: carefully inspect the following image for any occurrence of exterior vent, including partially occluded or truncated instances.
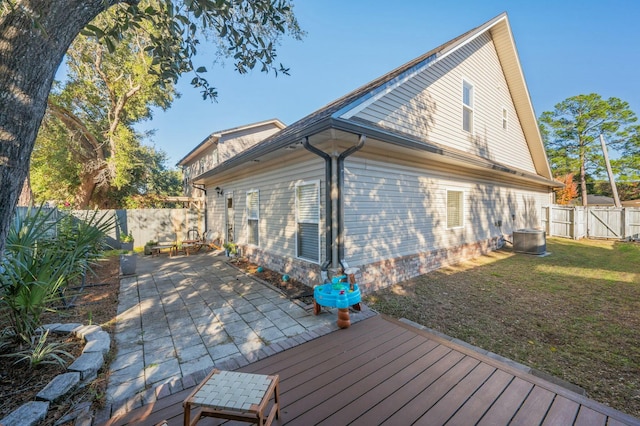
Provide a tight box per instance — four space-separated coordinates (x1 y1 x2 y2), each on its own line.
513 229 546 255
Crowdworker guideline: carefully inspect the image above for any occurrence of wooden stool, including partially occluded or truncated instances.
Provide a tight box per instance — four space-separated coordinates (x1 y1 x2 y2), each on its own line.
183 369 280 426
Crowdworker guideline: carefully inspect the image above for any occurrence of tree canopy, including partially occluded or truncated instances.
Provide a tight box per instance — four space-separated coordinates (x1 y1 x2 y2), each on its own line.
0 0 302 255
539 93 640 205
31 10 180 208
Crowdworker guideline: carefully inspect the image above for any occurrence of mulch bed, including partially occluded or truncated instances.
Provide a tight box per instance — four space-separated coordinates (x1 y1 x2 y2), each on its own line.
0 256 120 425
231 258 315 304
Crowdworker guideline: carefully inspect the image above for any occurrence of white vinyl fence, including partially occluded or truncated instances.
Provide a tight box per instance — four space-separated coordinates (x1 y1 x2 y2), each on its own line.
542 205 640 241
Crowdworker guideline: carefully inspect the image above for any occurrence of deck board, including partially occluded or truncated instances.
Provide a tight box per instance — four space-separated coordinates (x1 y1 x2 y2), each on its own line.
319 341 445 425
477 377 534 425
381 356 481 425
282 334 425 423
445 369 514 424
575 406 608 426
542 396 581 425
510 385 556 425
103 315 640 426
417 362 497 425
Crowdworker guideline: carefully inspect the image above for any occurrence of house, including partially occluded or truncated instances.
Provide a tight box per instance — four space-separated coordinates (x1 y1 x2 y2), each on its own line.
582 195 616 206
177 119 286 197
184 13 560 291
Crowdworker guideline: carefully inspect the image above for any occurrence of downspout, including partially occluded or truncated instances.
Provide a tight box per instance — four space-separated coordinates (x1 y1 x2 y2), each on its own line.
331 154 339 270
302 137 333 278
337 135 366 267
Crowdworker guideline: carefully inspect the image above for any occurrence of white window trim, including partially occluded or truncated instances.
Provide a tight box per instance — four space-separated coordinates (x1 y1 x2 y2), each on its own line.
225 191 234 244
462 79 474 133
502 107 508 130
246 189 259 247
446 189 465 230
295 180 321 264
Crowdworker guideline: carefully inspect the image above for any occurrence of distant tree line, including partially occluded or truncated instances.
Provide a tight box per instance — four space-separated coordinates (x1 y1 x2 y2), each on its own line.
540 93 640 205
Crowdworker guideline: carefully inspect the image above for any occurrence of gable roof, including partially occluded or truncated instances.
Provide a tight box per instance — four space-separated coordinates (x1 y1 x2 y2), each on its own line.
195 13 555 186
176 118 286 167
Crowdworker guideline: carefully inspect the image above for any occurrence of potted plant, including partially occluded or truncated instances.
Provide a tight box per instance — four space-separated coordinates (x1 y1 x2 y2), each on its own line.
223 242 238 257
144 240 157 255
120 231 134 251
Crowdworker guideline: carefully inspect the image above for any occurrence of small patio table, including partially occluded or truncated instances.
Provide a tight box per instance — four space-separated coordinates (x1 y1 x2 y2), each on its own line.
183 369 280 426
181 239 203 255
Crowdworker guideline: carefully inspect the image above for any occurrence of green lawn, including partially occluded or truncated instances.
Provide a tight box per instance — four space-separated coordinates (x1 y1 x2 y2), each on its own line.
363 238 640 418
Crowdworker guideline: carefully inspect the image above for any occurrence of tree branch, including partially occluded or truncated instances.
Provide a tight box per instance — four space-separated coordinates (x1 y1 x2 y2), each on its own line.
46 100 104 162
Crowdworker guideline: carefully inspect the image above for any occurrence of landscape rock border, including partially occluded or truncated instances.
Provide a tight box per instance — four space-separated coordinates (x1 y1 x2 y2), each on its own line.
0 323 112 426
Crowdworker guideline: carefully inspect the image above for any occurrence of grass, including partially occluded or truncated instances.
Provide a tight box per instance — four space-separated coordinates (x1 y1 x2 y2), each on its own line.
363 238 640 418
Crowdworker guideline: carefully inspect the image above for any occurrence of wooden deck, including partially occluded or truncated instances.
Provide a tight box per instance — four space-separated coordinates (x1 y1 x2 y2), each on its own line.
103 315 640 426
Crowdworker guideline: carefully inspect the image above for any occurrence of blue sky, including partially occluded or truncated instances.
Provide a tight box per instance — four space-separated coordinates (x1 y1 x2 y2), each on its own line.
136 0 640 167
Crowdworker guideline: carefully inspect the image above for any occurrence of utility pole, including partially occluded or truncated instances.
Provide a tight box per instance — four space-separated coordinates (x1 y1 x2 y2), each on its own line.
599 134 621 207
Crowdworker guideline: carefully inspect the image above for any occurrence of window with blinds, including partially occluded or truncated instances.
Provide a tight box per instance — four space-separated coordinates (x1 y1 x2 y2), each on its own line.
246 190 259 246
296 181 319 262
447 190 464 229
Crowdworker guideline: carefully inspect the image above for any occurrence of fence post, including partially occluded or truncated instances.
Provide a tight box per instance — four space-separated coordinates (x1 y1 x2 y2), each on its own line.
545 206 551 236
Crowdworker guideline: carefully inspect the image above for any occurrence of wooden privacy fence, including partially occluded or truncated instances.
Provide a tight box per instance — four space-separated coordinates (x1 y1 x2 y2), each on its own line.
14 207 204 249
541 205 640 240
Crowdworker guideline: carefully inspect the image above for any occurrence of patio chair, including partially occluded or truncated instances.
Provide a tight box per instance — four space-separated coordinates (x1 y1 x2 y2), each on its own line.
187 228 200 241
182 228 203 255
203 230 223 251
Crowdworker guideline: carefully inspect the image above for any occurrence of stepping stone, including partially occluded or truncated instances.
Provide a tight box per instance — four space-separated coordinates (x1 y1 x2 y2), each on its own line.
0 400 49 426
68 351 104 382
36 372 81 402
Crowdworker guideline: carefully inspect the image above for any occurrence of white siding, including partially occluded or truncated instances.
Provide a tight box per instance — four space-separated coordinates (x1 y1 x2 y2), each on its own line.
206 158 326 262
183 145 218 196
353 32 536 174
218 126 282 162
342 155 549 266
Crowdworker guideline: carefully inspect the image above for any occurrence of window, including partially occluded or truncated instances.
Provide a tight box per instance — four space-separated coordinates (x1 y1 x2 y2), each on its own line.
296 181 320 262
246 190 259 246
502 107 508 130
446 190 464 229
462 80 474 132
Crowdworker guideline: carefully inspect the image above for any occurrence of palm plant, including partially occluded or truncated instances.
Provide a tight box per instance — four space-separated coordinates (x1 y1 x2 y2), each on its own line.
0 206 115 343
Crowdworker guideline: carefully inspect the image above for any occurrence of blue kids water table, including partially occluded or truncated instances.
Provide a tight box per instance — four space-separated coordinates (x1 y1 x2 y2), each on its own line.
313 275 361 309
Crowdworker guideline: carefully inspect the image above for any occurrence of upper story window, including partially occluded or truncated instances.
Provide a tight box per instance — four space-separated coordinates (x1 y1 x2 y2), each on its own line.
462 80 474 133
502 107 508 130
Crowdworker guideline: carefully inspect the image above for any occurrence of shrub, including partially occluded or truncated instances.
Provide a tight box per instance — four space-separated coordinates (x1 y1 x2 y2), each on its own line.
0 206 115 343
1 329 74 368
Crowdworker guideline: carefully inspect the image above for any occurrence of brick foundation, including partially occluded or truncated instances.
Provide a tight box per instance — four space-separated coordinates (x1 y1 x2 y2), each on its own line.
242 236 502 294
241 246 321 289
358 236 503 293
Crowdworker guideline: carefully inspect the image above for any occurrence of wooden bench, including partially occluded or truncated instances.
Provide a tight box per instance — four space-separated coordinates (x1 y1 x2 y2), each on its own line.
150 242 177 257
183 369 280 426
150 232 178 257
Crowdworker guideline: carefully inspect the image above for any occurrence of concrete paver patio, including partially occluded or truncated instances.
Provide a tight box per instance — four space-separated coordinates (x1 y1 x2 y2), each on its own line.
104 251 374 417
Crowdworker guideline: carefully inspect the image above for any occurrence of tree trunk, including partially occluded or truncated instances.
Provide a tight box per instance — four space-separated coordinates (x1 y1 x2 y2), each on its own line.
18 175 34 206
0 0 129 255
75 172 99 209
579 153 588 206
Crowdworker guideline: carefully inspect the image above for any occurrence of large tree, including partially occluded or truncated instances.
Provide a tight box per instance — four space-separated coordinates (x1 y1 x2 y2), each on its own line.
0 0 302 255
539 94 639 205
32 10 177 208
